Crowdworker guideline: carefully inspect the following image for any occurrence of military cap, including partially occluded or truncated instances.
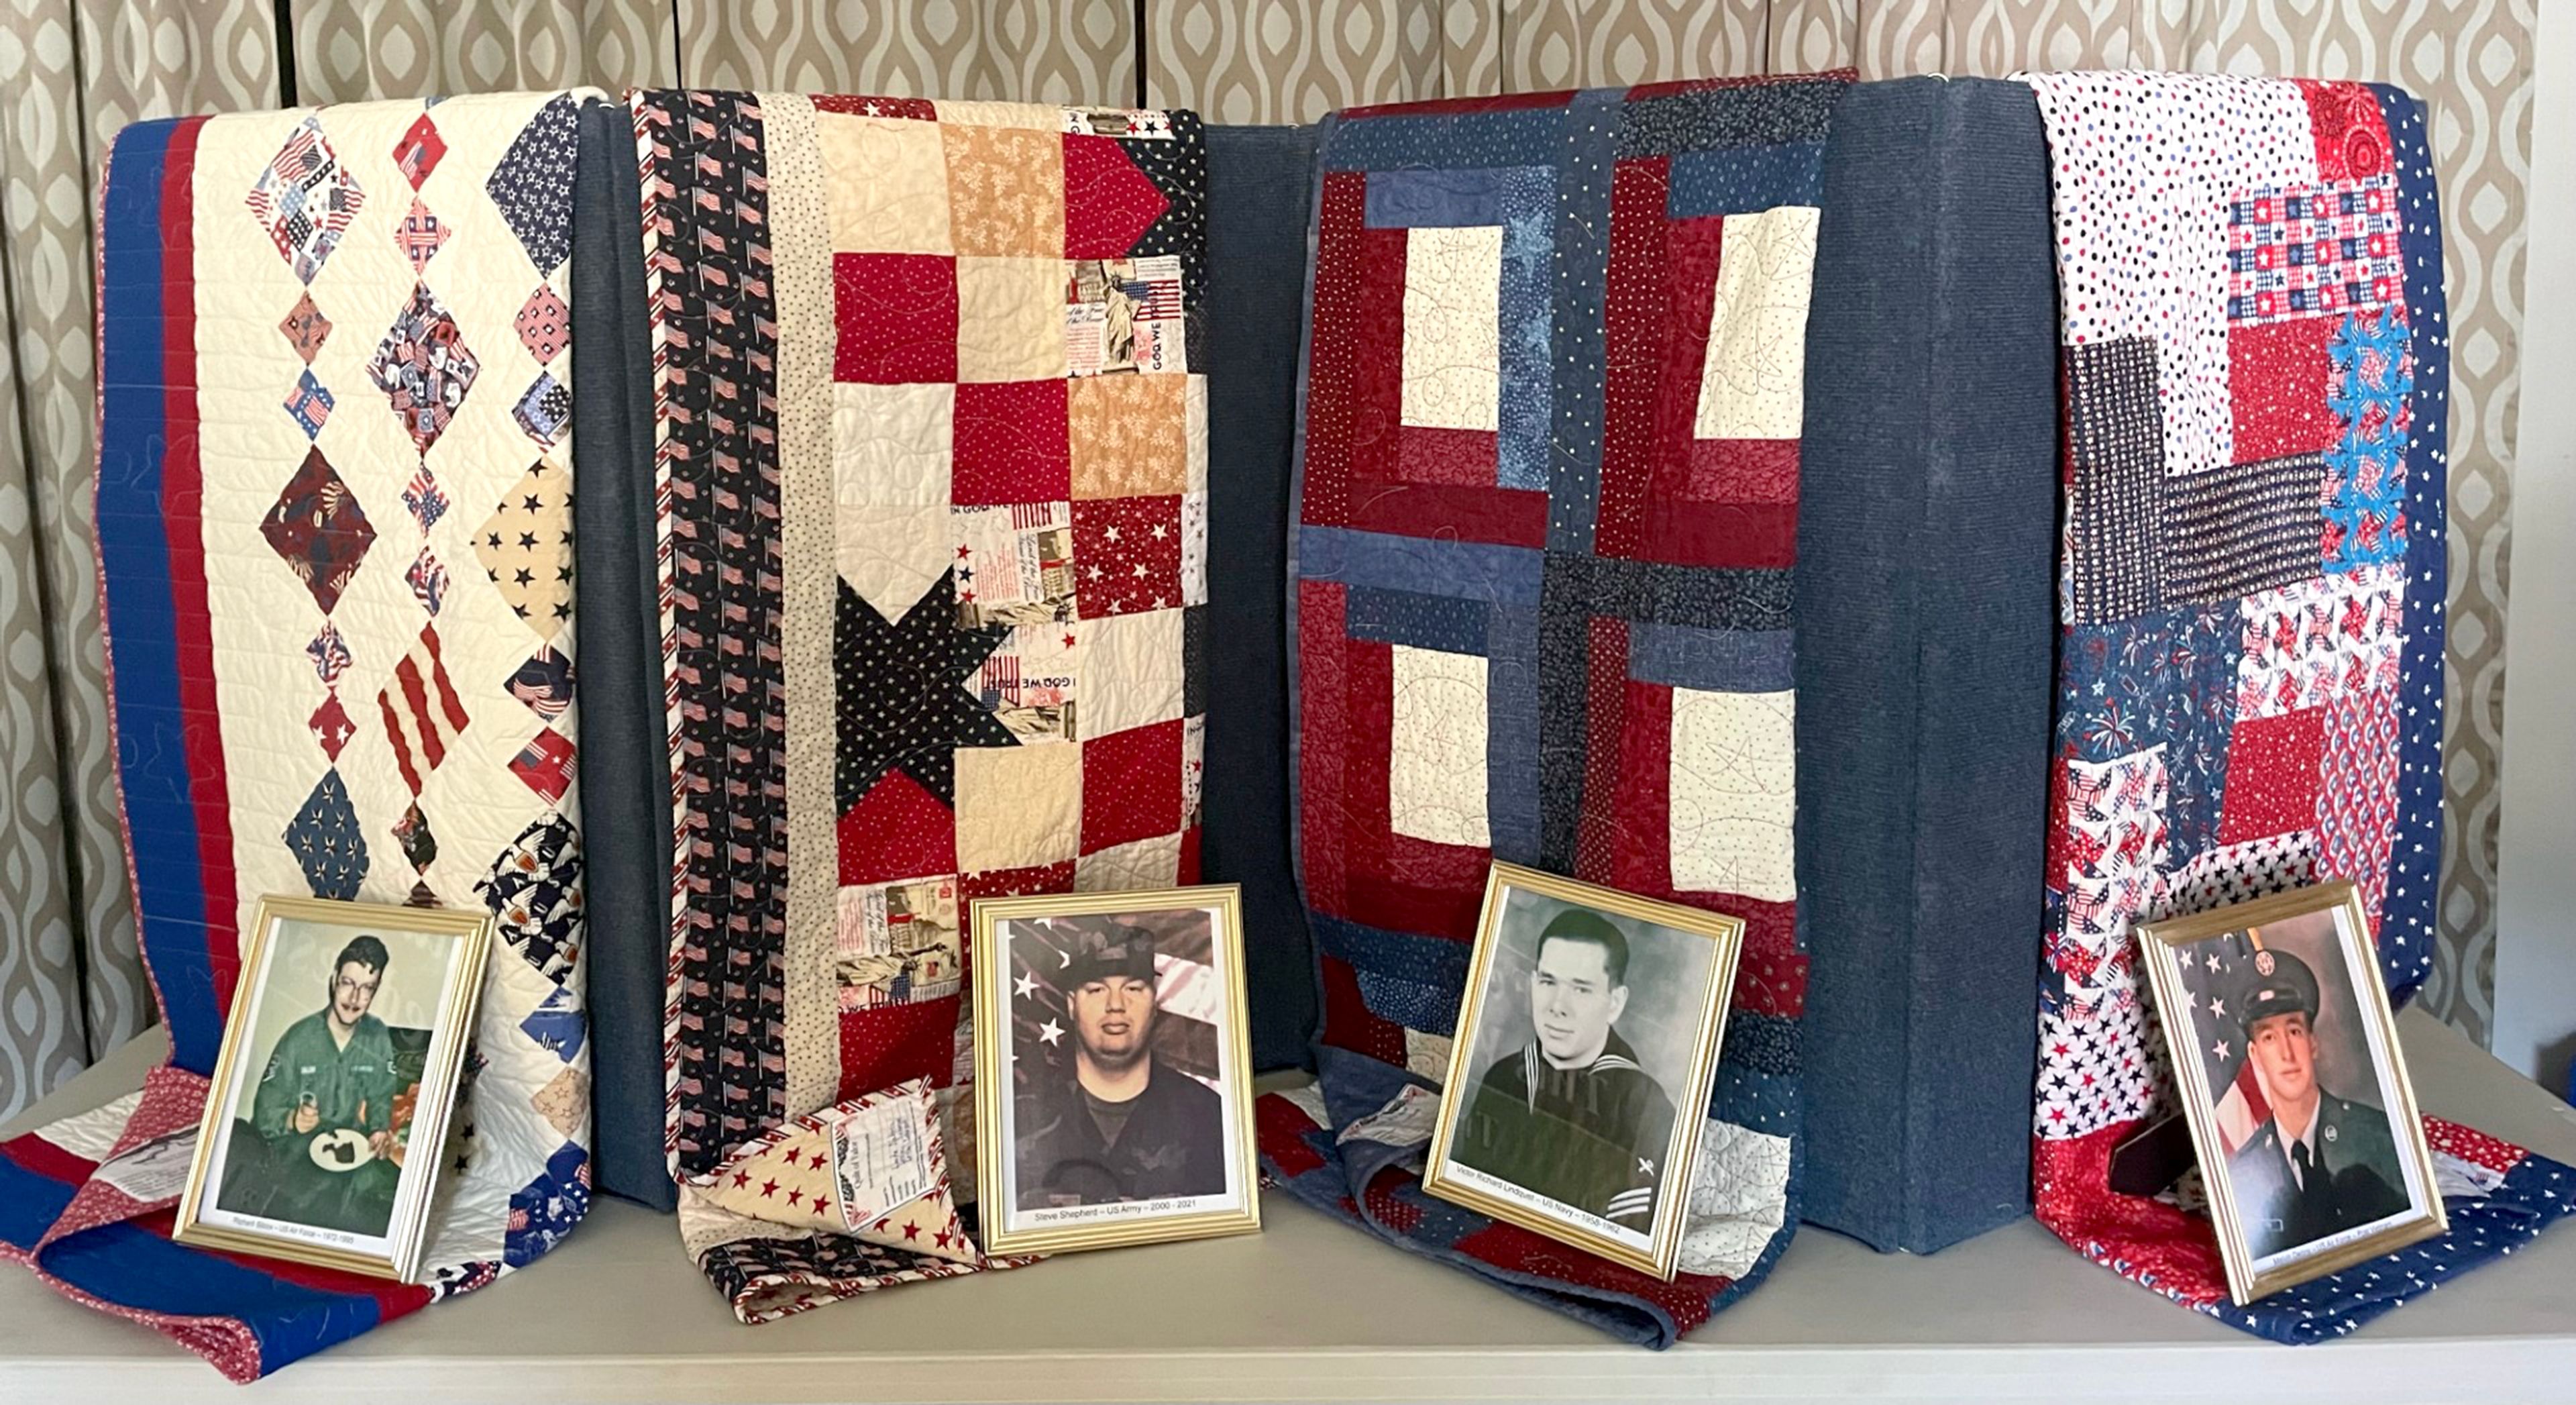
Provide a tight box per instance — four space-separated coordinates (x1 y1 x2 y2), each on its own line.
1059 922 1157 988
2240 945 2318 1029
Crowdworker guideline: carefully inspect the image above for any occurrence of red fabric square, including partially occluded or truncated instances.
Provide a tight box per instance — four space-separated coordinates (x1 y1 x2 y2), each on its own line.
1682 438 1800 503
839 770 958 886
959 861 1076 903
837 996 957 1100
1395 425 1498 485
1297 580 1350 917
1648 212 1726 505
1063 133 1169 258
1639 500 1798 569
2296 78 2392 183
2229 317 2337 463
834 252 957 384
1071 494 1182 617
2218 707 2327 843
1611 678 1674 898
1079 718 1184 854
1349 225 1409 482
952 379 1070 505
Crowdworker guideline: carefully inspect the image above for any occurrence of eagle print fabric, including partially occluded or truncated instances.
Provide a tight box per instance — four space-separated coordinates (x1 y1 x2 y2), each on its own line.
636 91 1207 1322
0 93 594 1382
2024 72 2572 1343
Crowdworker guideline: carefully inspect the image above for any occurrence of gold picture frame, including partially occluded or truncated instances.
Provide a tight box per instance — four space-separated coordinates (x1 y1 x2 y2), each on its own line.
971 884 1261 1256
2136 880 2447 1304
1423 862 1747 1280
174 894 492 1282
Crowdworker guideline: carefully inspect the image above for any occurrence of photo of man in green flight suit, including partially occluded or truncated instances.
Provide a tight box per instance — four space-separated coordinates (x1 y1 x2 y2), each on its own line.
217 934 408 1238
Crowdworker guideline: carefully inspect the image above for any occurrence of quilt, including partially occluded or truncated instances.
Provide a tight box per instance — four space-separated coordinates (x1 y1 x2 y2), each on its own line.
1 95 594 1380
2025 72 2573 1343
1264 73 1849 1348
635 90 1210 1322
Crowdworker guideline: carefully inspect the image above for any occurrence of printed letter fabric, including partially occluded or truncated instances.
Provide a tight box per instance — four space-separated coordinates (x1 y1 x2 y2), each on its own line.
2023 73 2573 1343
1 95 595 1381
636 91 1208 1322
1265 74 1849 1349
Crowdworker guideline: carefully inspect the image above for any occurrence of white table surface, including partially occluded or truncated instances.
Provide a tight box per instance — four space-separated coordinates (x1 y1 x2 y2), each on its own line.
3 1007 2573 1403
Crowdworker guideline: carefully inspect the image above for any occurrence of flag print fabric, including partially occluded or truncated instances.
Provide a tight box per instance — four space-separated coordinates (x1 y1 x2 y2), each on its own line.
635 91 1208 1322
1 94 595 1381
1263 74 1848 1348
2025 72 2573 1343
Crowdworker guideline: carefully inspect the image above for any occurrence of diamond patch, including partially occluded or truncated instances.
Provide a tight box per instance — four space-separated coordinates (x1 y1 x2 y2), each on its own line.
284 768 369 899
280 293 333 364
407 545 450 615
246 115 366 284
402 465 450 533
283 369 335 439
309 692 356 762
369 283 480 454
506 645 574 719
515 284 570 364
307 622 352 685
487 94 580 274
392 111 446 189
260 446 376 613
512 371 570 446
509 727 577 804
394 195 450 273
393 800 439 873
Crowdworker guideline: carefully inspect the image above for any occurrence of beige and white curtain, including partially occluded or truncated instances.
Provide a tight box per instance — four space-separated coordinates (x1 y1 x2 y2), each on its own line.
0 0 2531 1116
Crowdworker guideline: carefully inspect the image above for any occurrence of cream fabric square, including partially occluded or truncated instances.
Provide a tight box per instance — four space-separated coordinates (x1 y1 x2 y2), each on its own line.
1694 207 1820 443
931 100 1061 132
1080 607 1185 737
1676 1118 1793 1279
956 257 1071 382
1668 686 1796 901
831 381 952 505
1399 224 1502 432
1388 644 1490 848
817 113 951 254
955 742 1083 872
1184 374 1210 495
835 503 952 621
1075 830 1183 892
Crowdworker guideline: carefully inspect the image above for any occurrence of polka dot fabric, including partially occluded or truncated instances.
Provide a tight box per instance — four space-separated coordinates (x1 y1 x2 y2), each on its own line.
642 90 1206 1324
2023 72 2573 1344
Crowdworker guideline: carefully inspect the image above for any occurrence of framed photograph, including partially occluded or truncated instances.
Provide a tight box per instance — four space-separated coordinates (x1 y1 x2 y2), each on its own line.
2137 880 2447 1304
1424 863 1746 1280
971 885 1260 1256
174 896 492 1281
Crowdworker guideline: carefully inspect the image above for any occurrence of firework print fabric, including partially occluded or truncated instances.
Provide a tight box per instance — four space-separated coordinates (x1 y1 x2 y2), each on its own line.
2024 73 2573 1343
636 91 1205 1322
1 95 596 1381
1268 74 1849 1348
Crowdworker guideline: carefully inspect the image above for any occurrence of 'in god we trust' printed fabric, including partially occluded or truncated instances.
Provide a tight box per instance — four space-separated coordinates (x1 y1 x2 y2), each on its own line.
2025 72 2573 1343
636 91 1209 1322
0 93 594 1381
1265 74 1849 1349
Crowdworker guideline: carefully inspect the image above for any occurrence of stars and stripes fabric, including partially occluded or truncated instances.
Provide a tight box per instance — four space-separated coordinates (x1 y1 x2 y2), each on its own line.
3 93 595 1382
637 90 1206 1322
2024 72 2574 1343
1266 74 1847 1349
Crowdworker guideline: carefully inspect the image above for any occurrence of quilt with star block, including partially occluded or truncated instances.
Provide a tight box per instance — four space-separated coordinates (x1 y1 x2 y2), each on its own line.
635 89 1206 1321
1267 73 1849 1349
2 93 594 1381
2023 72 2573 1343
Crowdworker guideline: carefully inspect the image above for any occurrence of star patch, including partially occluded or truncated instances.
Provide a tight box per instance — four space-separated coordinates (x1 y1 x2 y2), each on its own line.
835 570 1016 809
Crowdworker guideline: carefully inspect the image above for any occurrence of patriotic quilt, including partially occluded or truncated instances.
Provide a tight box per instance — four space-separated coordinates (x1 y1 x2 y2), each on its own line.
2025 73 2573 1342
635 91 1208 1322
1265 74 1848 1348
1 95 594 1380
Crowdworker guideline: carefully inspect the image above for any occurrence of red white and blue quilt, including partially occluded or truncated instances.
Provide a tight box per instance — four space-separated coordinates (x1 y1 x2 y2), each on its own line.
1263 73 1850 1347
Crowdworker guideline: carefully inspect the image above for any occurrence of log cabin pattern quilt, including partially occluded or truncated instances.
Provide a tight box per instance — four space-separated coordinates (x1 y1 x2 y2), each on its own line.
634 90 1208 1322
2025 72 2573 1343
0 94 594 1380
1262 73 1849 1348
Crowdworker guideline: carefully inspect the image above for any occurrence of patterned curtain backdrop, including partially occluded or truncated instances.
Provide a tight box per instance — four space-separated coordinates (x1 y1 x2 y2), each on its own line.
672 0 1134 103
1146 0 2534 1045
0 0 277 1117
288 0 677 102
